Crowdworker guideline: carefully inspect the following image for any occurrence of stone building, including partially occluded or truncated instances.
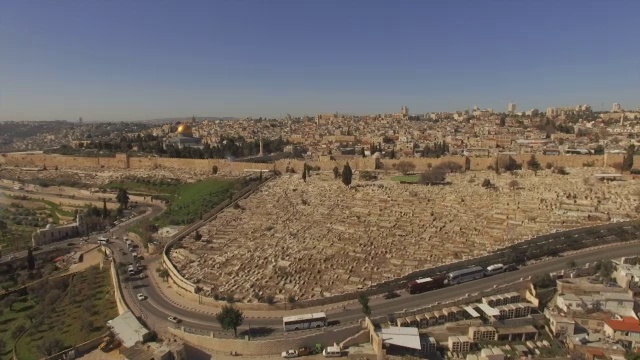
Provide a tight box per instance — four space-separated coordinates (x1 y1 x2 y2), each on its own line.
32 211 88 246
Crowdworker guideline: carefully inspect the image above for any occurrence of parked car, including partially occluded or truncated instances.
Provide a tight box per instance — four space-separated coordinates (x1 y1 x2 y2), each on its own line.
168 316 181 323
281 350 298 358
297 347 311 356
136 293 147 301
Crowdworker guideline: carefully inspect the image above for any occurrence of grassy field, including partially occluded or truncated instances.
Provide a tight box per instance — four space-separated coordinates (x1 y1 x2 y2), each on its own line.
16 266 117 360
390 175 420 183
154 178 235 227
103 179 180 196
31 199 77 219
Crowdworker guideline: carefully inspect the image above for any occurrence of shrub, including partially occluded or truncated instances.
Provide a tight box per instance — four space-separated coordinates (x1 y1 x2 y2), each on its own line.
498 156 521 171
545 162 554 170
418 169 447 184
583 160 595 167
265 294 275 305
553 166 569 175
358 171 377 181
481 179 492 188
433 160 463 173
395 161 416 175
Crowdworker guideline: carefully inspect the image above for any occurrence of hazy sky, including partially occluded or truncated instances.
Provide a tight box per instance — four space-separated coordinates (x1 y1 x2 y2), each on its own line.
1 0 639 122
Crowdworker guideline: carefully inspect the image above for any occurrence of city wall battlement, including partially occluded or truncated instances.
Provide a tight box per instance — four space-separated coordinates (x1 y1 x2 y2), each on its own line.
1 152 636 174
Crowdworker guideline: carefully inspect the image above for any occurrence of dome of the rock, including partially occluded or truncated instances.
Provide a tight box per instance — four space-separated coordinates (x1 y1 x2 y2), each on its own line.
176 124 193 136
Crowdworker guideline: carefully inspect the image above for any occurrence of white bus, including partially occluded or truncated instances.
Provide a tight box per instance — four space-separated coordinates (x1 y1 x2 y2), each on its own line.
445 266 485 285
485 263 505 276
282 312 327 332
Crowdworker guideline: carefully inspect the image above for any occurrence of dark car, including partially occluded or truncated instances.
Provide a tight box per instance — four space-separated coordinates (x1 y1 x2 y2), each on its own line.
504 264 519 272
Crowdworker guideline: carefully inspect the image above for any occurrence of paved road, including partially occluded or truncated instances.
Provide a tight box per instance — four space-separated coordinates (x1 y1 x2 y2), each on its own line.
0 209 151 266
116 238 640 337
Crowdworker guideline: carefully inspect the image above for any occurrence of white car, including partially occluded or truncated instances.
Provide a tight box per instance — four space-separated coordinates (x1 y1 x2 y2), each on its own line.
281 350 298 358
136 293 147 301
168 316 181 323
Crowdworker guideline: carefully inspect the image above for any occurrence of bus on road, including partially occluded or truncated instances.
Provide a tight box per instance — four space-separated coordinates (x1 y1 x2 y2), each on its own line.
283 312 327 332
484 263 505 276
407 274 447 294
98 236 109 244
445 266 485 285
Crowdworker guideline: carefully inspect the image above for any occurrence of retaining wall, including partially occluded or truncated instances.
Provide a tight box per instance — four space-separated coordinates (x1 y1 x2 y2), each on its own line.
388 278 532 319
105 246 129 315
162 177 272 295
291 219 640 308
41 335 107 360
168 323 361 355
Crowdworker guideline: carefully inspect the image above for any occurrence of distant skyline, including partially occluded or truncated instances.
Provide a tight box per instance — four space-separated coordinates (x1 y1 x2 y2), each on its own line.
1 0 639 122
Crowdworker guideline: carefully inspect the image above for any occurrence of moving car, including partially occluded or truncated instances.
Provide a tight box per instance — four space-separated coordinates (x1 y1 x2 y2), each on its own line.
504 264 519 272
136 293 147 300
281 349 298 358
168 316 181 323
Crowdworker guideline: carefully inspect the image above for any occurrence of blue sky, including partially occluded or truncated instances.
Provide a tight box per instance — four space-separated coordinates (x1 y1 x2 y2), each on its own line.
1 1 639 121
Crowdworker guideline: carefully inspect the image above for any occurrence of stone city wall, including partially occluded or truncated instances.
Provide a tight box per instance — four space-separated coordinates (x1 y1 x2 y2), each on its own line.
280 157 378 173
469 154 628 171
381 157 467 171
1 152 639 173
168 323 361 355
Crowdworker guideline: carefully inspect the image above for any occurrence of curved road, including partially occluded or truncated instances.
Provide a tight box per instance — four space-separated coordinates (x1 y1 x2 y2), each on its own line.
113 234 640 336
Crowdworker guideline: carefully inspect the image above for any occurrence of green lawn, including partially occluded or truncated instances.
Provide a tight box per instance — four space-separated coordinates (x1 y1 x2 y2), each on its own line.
15 266 117 360
153 178 236 227
390 175 420 183
103 179 181 196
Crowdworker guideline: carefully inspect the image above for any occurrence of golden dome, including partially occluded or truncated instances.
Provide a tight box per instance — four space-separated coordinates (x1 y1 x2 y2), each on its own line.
176 124 193 135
